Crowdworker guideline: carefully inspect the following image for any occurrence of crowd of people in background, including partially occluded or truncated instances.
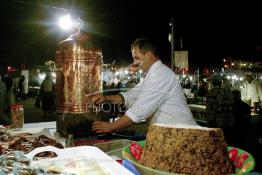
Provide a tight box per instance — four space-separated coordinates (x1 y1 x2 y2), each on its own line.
182 72 262 114
1 68 262 133
0 73 56 124
181 71 262 147
0 74 21 124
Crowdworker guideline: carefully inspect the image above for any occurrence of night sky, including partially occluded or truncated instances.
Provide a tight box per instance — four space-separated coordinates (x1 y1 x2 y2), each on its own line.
1 0 262 70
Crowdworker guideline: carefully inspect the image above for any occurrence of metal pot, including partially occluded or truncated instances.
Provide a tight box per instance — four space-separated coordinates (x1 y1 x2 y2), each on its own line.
55 33 103 114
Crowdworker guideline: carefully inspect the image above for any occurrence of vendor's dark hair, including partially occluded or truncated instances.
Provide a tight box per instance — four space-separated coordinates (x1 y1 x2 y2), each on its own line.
131 38 160 57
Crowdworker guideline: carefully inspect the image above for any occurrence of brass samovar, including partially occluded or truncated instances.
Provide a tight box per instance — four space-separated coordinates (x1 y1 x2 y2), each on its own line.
54 32 106 137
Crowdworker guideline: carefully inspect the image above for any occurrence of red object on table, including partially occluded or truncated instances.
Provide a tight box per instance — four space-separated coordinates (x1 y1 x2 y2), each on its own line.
130 142 143 161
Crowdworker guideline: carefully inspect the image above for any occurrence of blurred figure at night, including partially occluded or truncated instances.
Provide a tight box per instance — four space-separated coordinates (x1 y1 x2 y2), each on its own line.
0 75 10 125
12 74 20 97
232 90 251 144
197 81 208 97
39 73 55 118
240 72 262 114
221 76 232 90
0 75 6 112
2 74 15 113
17 75 26 100
125 77 136 89
111 77 122 93
206 74 236 145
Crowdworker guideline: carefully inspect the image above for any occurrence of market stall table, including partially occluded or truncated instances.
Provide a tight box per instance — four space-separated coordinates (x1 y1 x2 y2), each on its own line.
188 104 207 125
22 121 66 146
188 104 259 126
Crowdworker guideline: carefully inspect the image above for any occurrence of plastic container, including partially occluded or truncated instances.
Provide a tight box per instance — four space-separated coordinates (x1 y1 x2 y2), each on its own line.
94 139 131 159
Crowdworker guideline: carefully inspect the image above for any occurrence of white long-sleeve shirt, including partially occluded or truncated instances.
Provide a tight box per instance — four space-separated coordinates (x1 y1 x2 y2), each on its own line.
121 60 197 126
240 79 262 105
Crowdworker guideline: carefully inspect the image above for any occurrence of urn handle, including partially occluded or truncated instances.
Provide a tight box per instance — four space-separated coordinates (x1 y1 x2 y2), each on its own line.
45 60 62 71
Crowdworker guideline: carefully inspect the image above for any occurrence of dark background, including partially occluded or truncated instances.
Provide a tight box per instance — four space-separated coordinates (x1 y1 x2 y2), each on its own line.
1 0 262 70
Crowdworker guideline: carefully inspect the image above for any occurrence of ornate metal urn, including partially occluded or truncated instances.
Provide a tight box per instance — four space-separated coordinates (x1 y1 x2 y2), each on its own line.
55 33 102 113
54 32 106 137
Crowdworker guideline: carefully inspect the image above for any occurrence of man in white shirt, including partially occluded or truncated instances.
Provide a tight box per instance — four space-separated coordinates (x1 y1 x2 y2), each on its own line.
240 72 262 114
92 38 197 133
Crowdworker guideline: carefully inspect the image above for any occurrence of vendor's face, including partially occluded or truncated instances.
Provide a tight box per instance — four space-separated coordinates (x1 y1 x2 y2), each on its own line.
131 47 153 72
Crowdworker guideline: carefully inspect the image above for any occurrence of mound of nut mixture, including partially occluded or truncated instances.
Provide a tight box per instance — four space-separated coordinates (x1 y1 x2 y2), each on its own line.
139 124 234 175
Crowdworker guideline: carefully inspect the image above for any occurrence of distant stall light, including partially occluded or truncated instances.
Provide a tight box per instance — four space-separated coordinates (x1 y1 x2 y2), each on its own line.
227 76 231 80
139 70 143 74
7 66 16 72
231 63 235 66
240 77 244 81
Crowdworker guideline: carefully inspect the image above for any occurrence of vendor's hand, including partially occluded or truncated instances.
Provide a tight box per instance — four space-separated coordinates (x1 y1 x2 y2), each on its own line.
91 93 106 106
92 121 114 133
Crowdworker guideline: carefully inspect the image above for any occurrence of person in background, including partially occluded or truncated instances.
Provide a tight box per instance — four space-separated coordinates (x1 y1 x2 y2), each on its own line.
12 74 20 98
2 75 15 113
221 76 233 90
91 38 197 133
240 72 262 114
0 75 10 125
197 81 208 97
17 75 26 100
125 77 136 90
39 73 55 118
232 90 251 144
206 74 236 145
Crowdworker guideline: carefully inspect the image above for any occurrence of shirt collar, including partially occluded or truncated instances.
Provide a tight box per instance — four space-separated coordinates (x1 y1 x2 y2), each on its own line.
142 60 162 78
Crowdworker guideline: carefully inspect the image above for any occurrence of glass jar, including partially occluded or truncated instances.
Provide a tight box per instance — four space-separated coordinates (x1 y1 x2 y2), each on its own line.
10 104 24 128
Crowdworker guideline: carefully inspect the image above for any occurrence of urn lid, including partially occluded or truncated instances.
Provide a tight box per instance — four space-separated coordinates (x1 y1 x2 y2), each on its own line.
57 32 101 52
